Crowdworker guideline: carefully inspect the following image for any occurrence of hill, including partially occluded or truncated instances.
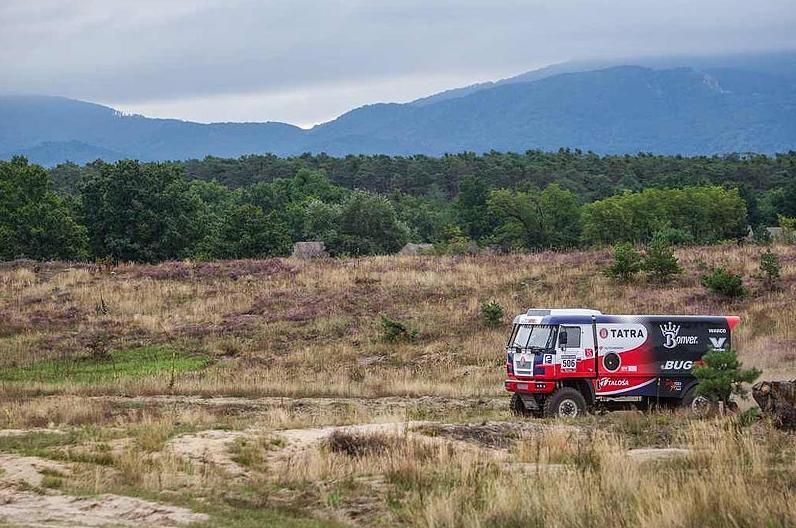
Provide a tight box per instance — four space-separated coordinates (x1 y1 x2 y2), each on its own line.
0 95 305 163
2 52 796 164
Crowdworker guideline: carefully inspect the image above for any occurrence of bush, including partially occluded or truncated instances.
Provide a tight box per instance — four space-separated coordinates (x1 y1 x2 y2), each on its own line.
778 215 796 243
759 248 781 289
379 315 418 342
604 243 643 281
480 300 504 328
642 237 681 282
651 227 694 246
693 349 761 405
701 267 746 298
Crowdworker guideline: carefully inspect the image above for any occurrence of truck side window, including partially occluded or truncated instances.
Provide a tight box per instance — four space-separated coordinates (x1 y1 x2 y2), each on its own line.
561 326 581 348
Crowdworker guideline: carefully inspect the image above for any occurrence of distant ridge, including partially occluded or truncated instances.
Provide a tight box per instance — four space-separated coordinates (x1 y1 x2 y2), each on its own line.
2 51 795 165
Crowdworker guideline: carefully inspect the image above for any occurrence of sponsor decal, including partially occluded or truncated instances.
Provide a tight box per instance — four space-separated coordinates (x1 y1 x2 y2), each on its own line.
543 354 553 364
608 328 645 339
662 360 694 371
584 348 594 358
620 365 638 372
598 378 630 389
660 322 699 349
664 379 683 392
709 337 727 350
708 328 727 334
599 328 608 339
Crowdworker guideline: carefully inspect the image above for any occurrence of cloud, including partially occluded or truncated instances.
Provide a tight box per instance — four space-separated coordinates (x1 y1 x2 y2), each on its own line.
1 0 794 124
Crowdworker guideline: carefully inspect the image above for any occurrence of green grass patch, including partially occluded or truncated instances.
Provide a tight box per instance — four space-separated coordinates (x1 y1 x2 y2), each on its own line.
0 346 209 385
0 428 122 458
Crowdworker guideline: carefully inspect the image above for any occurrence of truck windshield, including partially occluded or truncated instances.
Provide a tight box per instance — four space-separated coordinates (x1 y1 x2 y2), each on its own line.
509 324 557 350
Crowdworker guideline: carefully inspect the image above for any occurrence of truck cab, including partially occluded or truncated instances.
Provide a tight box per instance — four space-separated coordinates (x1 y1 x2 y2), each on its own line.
505 309 600 417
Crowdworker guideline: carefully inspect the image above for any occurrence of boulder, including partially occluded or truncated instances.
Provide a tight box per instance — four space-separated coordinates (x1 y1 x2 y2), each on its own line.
291 241 328 259
752 380 796 428
399 243 434 256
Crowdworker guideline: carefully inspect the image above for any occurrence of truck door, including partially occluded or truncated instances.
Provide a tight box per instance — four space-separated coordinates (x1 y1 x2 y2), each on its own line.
557 325 595 377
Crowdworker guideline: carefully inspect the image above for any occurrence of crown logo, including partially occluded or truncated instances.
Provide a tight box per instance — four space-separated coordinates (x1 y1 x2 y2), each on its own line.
659 322 681 349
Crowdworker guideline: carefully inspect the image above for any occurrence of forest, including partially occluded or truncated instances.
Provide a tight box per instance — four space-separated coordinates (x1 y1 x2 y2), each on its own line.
3 149 796 262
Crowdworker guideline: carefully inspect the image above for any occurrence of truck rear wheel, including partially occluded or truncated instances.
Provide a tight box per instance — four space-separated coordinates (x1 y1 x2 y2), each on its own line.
682 386 712 416
543 387 587 418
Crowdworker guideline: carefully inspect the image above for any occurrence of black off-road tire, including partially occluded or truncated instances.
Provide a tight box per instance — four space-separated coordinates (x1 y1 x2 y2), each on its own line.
681 386 713 416
543 387 588 418
510 393 533 417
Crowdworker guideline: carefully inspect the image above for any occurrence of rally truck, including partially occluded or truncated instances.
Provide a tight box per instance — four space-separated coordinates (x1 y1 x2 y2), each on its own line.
504 309 740 418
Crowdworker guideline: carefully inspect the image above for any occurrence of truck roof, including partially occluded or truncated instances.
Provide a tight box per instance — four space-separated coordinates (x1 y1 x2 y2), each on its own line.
515 308 740 329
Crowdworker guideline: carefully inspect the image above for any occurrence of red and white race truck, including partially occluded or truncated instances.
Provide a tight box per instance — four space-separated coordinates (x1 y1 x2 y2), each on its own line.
504 309 740 417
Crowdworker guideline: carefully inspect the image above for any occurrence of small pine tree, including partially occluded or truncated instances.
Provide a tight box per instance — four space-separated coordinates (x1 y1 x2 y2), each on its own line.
643 236 681 282
693 349 761 405
604 243 643 282
480 300 504 328
701 267 746 298
379 315 418 342
759 248 781 290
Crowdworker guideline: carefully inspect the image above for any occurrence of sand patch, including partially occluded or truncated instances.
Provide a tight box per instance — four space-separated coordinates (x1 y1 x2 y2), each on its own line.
0 487 208 527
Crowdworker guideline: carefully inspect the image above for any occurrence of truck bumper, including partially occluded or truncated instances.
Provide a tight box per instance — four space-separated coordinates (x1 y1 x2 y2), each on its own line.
505 380 555 394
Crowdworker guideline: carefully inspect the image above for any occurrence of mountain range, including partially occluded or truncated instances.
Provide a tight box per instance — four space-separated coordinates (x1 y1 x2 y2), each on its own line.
2 51 795 165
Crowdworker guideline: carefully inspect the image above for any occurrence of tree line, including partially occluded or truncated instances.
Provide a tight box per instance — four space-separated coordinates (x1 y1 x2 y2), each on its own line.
3 150 795 262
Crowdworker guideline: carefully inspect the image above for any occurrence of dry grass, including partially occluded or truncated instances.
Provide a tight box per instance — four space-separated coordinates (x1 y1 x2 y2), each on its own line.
1 245 795 398
271 419 795 527
1 247 795 526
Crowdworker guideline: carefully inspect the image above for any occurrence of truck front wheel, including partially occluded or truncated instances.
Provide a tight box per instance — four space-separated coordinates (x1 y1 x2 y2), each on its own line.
510 393 533 416
543 387 587 418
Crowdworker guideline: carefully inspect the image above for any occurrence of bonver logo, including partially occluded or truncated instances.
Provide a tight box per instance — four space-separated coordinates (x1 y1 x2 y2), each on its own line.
660 322 699 348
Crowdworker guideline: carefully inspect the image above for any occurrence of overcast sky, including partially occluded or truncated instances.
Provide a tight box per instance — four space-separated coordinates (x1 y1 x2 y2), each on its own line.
1 1 795 127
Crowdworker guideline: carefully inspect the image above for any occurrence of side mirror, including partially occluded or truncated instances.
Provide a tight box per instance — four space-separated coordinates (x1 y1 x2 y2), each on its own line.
558 331 568 347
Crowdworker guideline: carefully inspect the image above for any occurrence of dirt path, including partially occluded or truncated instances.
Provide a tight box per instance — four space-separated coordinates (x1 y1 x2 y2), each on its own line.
91 394 506 415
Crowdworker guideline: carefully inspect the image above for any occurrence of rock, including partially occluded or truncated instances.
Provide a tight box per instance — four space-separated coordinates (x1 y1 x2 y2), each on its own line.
398 243 434 256
753 380 796 428
291 241 328 259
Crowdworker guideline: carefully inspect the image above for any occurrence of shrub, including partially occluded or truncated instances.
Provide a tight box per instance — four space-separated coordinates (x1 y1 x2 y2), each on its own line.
778 215 796 243
379 315 418 342
642 236 681 282
480 300 504 328
604 243 643 281
325 430 391 457
693 349 761 405
651 227 694 246
701 267 746 298
759 248 781 289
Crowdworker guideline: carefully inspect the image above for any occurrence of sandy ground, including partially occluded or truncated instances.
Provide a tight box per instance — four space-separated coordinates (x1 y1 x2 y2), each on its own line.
0 395 696 527
0 453 208 527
